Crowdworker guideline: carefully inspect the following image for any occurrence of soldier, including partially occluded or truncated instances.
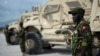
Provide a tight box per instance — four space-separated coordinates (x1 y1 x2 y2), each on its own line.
19 21 25 56
19 29 25 56
68 7 93 56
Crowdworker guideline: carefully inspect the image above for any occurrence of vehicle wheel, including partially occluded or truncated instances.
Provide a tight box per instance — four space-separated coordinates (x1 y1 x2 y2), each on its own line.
8 31 19 45
25 32 43 55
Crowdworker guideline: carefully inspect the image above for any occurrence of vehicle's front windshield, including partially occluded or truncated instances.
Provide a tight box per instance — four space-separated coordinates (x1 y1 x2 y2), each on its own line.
66 1 82 10
44 5 60 14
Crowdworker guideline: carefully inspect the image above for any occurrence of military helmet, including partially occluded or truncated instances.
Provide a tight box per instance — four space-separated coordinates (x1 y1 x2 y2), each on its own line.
68 7 85 16
68 7 85 24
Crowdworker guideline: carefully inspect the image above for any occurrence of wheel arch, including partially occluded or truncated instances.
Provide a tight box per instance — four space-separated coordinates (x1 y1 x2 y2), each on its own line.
25 26 42 38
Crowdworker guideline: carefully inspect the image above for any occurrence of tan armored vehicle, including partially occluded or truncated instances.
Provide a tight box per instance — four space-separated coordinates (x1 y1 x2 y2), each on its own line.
90 0 100 49
4 11 33 45
18 0 94 54
4 21 20 45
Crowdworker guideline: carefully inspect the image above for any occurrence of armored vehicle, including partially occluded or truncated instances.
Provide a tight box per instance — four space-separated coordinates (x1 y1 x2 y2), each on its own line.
19 0 94 54
90 0 100 55
4 9 38 45
4 21 20 45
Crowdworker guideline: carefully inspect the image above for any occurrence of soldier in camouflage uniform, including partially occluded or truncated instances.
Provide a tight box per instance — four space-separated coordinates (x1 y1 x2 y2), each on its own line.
68 8 93 56
19 21 25 53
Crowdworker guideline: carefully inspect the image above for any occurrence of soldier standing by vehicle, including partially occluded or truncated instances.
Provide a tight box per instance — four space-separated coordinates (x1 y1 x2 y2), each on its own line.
68 7 93 56
18 18 25 56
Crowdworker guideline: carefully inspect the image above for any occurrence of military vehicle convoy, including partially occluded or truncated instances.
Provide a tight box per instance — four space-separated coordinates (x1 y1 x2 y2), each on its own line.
4 21 20 45
4 0 100 55
18 0 96 55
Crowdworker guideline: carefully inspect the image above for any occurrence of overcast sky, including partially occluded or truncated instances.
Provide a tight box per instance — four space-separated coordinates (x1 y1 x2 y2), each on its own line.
0 0 47 23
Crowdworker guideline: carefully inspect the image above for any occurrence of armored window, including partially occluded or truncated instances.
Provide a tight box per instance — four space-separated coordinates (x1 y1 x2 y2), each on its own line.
47 15 53 23
44 5 60 14
90 0 93 3
66 1 82 10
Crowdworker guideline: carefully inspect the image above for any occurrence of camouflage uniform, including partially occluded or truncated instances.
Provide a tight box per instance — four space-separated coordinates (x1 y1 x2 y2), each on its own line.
19 22 25 53
72 21 93 56
19 29 25 53
68 8 93 56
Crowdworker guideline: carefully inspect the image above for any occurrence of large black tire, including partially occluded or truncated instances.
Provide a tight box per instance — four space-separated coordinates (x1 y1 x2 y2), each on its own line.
8 31 19 45
25 32 43 55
